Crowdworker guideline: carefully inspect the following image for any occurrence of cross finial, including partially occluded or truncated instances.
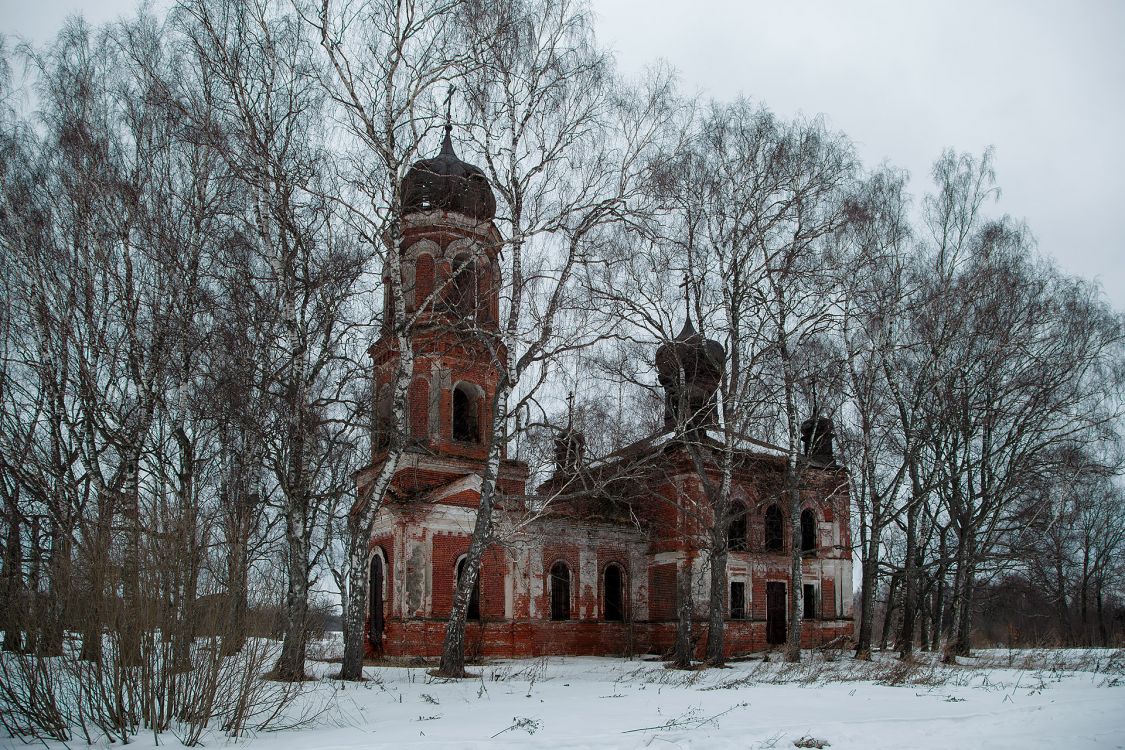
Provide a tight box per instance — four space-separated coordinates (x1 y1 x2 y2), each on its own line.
439 86 457 156
565 390 575 429
444 86 456 133
679 272 692 326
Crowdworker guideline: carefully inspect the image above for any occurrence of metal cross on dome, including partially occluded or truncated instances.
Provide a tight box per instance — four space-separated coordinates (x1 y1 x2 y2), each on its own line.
444 86 456 132
678 272 692 327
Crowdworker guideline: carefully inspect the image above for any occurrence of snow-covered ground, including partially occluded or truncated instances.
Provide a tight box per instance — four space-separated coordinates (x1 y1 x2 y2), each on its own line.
276 643 1122 749
8 642 1123 749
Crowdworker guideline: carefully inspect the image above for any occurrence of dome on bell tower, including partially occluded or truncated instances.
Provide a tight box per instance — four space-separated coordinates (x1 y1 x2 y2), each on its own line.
655 317 725 431
401 126 496 221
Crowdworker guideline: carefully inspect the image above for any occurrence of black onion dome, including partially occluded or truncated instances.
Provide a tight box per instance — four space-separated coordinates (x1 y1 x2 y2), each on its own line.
655 318 725 387
801 416 836 464
401 127 496 221
656 317 725 430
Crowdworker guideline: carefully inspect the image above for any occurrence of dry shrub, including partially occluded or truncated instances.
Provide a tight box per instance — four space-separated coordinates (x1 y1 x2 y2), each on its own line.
0 631 309 745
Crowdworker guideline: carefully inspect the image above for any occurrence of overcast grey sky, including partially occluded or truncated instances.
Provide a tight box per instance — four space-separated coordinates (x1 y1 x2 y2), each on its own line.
4 0 1124 309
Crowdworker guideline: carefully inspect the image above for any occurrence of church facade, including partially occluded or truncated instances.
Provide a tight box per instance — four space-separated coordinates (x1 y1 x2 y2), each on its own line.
354 127 853 660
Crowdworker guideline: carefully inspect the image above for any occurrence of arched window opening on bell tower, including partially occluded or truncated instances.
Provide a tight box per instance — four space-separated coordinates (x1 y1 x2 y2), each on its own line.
452 381 482 443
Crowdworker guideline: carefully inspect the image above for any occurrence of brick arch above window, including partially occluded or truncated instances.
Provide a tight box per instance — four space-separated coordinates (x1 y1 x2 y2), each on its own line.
404 239 440 310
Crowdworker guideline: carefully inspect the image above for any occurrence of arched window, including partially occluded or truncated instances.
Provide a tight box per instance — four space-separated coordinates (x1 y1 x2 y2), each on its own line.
455 556 480 621
727 502 748 552
765 504 784 552
604 564 626 622
452 382 481 443
368 549 386 647
801 509 817 553
451 253 477 315
550 561 571 621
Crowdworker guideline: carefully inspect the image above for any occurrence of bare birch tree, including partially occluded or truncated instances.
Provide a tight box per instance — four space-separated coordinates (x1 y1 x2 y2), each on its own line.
309 0 469 680
434 0 678 677
181 0 367 680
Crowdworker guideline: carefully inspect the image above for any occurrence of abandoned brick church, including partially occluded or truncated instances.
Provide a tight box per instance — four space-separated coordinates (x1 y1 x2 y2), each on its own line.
354 126 853 660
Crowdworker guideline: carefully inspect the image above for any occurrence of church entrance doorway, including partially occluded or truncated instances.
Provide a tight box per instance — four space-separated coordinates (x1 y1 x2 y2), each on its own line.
766 581 787 645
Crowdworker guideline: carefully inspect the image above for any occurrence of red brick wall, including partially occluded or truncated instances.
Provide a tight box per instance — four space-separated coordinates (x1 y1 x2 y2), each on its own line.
410 376 429 439
821 578 836 620
480 545 506 620
373 616 854 660
649 563 676 621
429 532 505 620
415 252 434 302
431 532 469 618
438 489 483 508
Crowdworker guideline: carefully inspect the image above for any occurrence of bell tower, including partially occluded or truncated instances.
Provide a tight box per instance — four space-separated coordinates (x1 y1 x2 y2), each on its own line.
370 124 505 471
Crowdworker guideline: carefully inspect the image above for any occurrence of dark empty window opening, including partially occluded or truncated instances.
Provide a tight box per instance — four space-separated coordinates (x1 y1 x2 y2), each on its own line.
765 504 784 552
604 564 625 622
803 583 817 620
801 509 817 553
456 557 480 621
766 581 786 644
368 552 385 647
730 581 746 620
452 383 480 443
727 504 748 552
550 561 571 621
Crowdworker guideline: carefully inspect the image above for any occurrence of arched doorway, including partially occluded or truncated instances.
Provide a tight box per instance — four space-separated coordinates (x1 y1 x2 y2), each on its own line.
766 581 787 645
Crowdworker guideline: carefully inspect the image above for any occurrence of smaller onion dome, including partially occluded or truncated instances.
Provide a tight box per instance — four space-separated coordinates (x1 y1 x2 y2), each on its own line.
554 393 586 475
800 416 836 465
655 317 725 430
401 126 496 221
554 425 586 475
